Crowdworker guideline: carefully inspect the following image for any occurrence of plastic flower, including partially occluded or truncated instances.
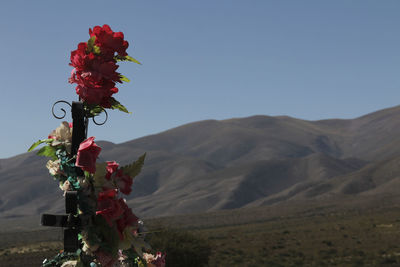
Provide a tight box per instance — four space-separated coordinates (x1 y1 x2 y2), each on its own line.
48 121 72 142
96 189 124 226
48 121 73 153
116 199 138 240
46 159 64 176
105 161 119 180
89 24 129 60
69 24 132 108
60 180 71 191
59 260 77 267
76 137 101 173
151 252 166 267
69 40 121 107
104 161 133 195
143 252 166 267
142 253 156 264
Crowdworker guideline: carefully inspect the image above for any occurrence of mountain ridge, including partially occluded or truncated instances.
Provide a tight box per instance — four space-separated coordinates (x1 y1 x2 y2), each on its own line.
1 105 400 218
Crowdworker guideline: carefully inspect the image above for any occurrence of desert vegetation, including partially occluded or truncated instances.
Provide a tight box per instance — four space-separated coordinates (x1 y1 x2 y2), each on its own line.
1 204 400 266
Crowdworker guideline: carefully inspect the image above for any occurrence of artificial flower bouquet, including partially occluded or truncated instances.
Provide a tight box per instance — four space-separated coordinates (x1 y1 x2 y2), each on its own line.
29 25 165 267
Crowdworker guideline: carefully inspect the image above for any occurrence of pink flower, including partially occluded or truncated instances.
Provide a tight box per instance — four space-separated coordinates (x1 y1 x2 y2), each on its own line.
76 137 101 173
151 252 166 267
96 189 124 226
144 252 166 267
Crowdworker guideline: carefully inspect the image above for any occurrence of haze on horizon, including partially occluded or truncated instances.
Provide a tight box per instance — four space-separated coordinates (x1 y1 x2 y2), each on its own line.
1 1 400 158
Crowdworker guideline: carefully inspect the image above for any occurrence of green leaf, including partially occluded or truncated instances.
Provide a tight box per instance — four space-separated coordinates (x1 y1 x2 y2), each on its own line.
121 153 146 178
37 146 57 160
110 97 131 114
88 105 104 117
86 36 101 55
125 55 142 65
114 55 142 65
120 74 130 83
28 139 53 152
93 45 101 55
87 36 95 51
84 171 92 180
93 162 107 188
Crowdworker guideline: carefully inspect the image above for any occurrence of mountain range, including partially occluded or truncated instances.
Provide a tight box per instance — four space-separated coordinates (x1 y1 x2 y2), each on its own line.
2 105 400 219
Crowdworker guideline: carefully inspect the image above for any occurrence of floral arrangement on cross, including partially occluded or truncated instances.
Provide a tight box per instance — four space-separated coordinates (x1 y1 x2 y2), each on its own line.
28 25 165 267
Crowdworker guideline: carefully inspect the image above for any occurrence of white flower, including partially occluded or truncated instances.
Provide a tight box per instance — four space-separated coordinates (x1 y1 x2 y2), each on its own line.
61 180 71 191
48 121 72 153
60 261 77 267
46 160 63 176
50 121 72 142
142 253 156 263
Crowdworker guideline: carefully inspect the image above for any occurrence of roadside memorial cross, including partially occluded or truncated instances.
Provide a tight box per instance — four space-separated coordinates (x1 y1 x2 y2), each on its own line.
29 24 165 266
41 102 87 252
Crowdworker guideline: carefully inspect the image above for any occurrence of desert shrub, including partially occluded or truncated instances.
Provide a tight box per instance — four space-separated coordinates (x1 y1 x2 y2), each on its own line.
322 240 333 246
146 228 211 267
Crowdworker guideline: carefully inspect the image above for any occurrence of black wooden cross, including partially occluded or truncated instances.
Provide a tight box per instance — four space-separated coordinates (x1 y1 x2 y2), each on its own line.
41 191 80 252
41 101 87 252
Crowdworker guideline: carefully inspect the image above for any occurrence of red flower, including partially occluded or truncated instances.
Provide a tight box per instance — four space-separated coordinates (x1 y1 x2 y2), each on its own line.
116 199 138 240
115 170 133 195
105 161 119 180
71 50 121 82
76 137 101 173
89 24 129 60
69 41 121 106
69 24 132 108
96 189 124 226
69 42 89 71
104 161 133 195
73 77 118 106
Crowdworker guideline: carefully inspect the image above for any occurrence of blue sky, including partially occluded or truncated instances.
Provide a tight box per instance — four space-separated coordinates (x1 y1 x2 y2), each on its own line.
1 1 400 158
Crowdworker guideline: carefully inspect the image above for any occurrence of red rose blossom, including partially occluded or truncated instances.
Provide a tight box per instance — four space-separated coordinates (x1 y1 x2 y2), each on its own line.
105 161 119 180
89 24 129 60
96 189 124 226
115 169 133 195
104 161 133 194
69 24 131 107
69 41 120 106
116 199 138 240
76 136 101 173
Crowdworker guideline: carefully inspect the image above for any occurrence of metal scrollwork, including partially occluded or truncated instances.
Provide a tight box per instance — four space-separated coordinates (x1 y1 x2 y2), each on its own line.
92 108 108 126
52 100 108 126
52 100 72 120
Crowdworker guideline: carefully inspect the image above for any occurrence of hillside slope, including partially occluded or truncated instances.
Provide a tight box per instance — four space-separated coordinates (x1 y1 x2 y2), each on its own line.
1 105 400 218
